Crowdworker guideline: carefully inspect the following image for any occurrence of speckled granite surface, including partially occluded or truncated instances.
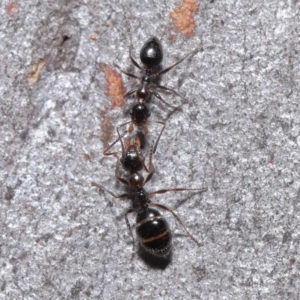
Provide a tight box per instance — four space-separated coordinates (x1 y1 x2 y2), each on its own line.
1 1 300 299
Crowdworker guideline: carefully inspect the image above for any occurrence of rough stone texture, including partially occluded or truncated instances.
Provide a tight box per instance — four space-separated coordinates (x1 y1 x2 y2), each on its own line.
1 0 300 299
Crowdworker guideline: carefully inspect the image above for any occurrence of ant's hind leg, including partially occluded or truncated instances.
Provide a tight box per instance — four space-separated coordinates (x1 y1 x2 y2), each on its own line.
155 85 190 104
113 62 140 80
151 202 202 247
129 45 142 70
91 182 130 199
157 84 207 103
125 208 136 258
103 129 128 156
152 120 166 154
114 160 130 186
143 165 155 186
151 90 183 111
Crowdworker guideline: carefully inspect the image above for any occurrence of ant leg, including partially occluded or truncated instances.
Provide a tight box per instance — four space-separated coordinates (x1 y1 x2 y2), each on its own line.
124 88 138 98
130 134 152 174
157 84 206 103
146 139 155 173
151 90 183 111
113 63 140 80
149 187 208 195
148 120 165 154
103 129 127 156
129 45 142 70
135 145 151 173
116 127 127 156
150 202 202 247
155 85 189 104
91 182 131 199
125 208 136 257
94 181 136 255
156 48 201 77
143 168 155 186
122 70 140 79
127 26 141 70
116 121 132 135
114 160 130 186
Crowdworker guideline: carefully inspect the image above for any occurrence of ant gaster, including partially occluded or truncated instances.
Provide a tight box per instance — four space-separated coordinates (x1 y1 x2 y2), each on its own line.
92 169 207 257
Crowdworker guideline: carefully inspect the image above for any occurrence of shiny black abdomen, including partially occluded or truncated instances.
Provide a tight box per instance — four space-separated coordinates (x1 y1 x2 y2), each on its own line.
140 37 163 68
136 208 171 256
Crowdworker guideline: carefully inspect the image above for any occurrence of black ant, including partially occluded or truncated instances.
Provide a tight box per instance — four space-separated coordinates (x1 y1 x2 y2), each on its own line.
92 169 207 257
121 36 198 110
114 37 199 136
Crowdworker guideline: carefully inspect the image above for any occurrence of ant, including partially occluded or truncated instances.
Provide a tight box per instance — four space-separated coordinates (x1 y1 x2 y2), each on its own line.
121 36 198 111
114 37 200 136
92 169 207 257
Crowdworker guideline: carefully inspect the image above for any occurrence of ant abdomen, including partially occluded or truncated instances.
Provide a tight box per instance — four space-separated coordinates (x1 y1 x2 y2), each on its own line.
140 37 163 68
136 208 172 257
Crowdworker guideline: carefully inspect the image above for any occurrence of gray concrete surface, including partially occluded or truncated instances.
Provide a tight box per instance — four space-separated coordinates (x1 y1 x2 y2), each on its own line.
1 0 300 299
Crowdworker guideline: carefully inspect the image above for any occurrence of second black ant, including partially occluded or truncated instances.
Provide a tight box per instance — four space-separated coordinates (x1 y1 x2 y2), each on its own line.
120 36 198 110
92 168 207 257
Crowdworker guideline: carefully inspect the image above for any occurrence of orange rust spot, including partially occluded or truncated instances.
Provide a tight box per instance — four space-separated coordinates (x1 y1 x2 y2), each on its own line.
103 64 126 107
90 33 98 41
170 0 198 37
5 3 19 18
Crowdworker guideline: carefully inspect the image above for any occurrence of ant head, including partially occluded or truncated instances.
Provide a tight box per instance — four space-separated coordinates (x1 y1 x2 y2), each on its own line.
120 144 143 173
140 37 163 68
129 172 144 187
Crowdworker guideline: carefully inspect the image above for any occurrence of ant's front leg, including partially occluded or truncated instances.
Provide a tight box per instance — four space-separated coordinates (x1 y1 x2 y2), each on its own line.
129 45 142 70
150 202 202 247
91 182 130 199
151 89 183 111
103 129 127 156
155 85 190 104
114 160 130 187
124 208 136 258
